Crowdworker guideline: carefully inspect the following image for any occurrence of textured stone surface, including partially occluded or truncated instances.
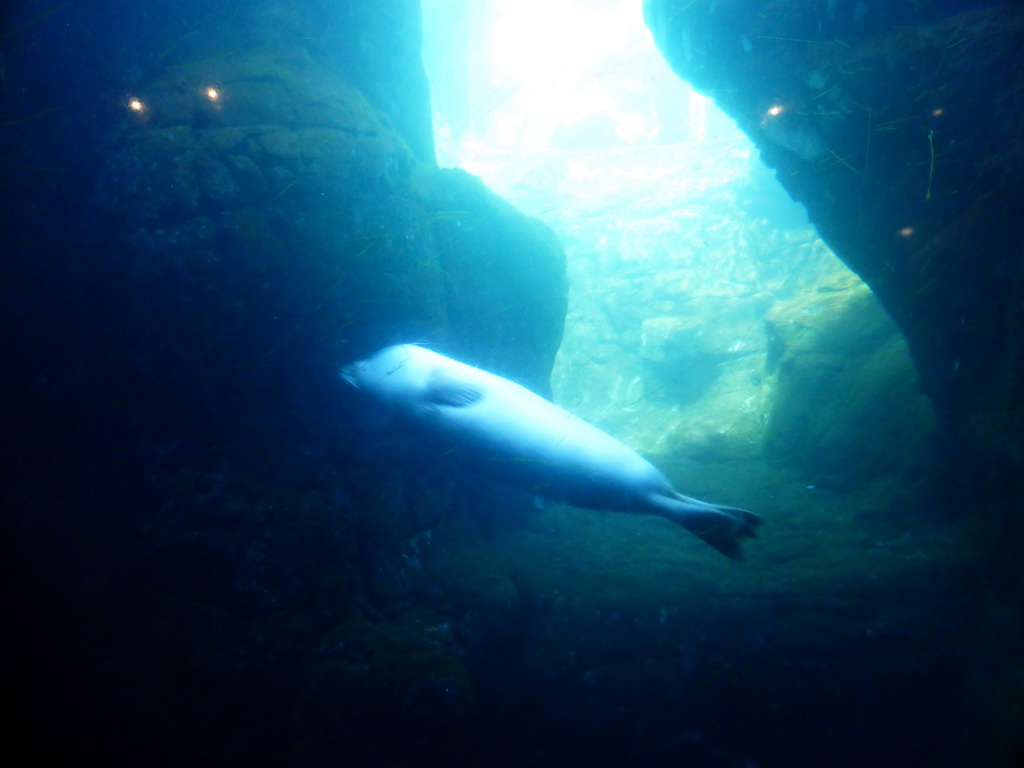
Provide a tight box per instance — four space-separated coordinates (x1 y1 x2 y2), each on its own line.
763 270 938 487
3 5 565 765
94 46 565 456
642 0 1024 490
453 123 976 766
643 1 1024 762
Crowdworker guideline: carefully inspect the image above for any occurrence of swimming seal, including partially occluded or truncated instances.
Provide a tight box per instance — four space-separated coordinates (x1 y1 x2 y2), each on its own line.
342 344 760 559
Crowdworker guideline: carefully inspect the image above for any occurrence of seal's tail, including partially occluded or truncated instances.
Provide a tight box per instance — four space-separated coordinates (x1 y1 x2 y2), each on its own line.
652 494 761 560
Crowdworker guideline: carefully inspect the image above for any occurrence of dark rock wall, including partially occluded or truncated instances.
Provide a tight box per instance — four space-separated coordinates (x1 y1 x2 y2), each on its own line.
2 2 565 765
90 41 565 460
763 272 939 488
643 0 1024 496
643 1 1024 762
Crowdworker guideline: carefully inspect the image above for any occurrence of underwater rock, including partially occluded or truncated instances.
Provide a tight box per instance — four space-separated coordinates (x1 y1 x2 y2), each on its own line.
424 167 567 394
644 9 1024 754
298 613 474 763
84 37 565 764
763 271 937 487
643 0 1024 495
640 301 768 364
5 3 561 766
94 44 565 457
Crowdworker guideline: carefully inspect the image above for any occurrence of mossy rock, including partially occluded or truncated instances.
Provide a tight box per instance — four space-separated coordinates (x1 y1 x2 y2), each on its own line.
763 272 937 486
296 613 474 761
94 44 565 463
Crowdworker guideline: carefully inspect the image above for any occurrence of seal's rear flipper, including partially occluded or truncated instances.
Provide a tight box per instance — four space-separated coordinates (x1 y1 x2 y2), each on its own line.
652 494 762 560
683 505 761 560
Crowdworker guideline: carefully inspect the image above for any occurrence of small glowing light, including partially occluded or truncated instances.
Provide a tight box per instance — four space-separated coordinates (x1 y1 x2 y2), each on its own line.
898 226 915 238
205 87 221 102
766 104 785 118
128 97 144 113
931 108 943 117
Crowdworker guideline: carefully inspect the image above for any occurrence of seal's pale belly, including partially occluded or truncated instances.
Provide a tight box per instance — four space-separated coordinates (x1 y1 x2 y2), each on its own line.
341 344 760 559
412 362 669 509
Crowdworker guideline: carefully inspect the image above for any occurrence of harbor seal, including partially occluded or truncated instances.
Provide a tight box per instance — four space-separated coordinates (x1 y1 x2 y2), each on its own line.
341 344 760 559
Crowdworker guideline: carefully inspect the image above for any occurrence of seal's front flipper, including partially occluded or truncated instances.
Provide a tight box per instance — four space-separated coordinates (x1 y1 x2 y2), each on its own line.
425 374 483 407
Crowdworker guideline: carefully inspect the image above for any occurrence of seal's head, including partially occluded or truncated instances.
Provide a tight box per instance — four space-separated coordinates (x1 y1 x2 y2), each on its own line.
339 345 430 403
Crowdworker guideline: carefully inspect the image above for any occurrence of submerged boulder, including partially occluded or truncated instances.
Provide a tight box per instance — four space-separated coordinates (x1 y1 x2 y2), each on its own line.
94 44 566 459
643 0 1024 526
81 32 566 766
763 271 938 488
642 5 1024 756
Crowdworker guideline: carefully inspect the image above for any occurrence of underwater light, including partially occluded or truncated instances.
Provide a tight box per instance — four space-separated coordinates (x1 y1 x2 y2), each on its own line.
898 226 915 238
931 108 943 117
128 97 145 113
205 86 221 102
765 104 784 118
